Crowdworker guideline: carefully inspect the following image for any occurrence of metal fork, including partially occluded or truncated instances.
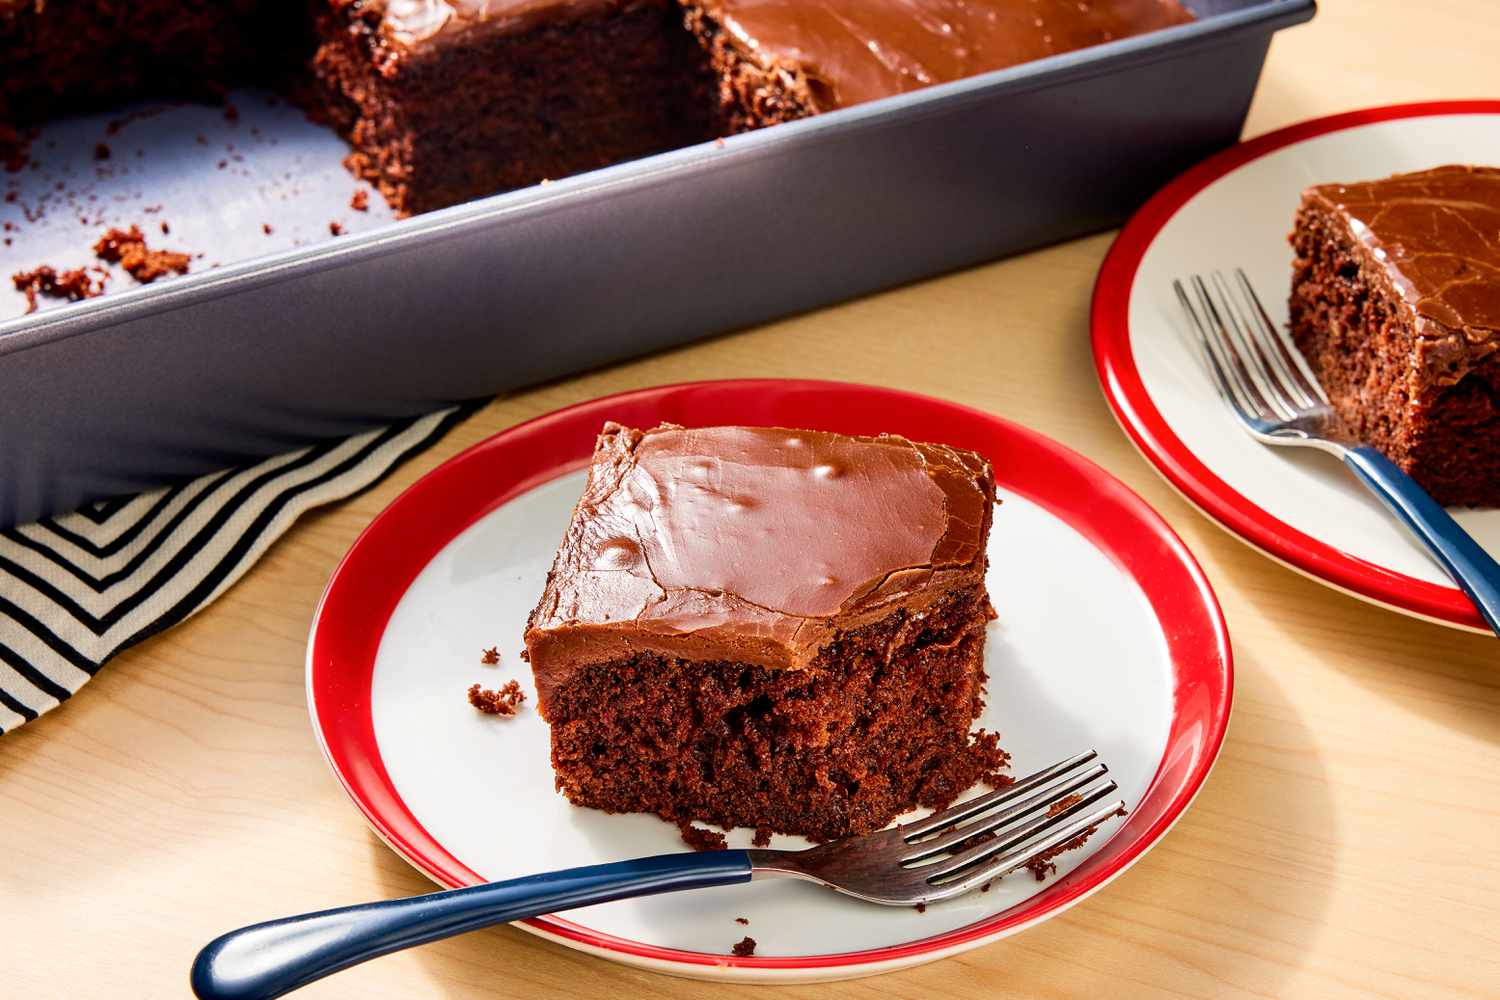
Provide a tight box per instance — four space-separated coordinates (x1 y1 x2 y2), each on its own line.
1176 269 1500 635
191 750 1123 1000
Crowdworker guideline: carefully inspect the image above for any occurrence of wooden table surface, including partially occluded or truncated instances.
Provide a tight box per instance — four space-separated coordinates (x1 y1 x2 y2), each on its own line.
5 2 1498 996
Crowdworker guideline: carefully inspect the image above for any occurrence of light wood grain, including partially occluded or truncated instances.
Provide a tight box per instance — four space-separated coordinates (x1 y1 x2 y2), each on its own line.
4 2 1499 996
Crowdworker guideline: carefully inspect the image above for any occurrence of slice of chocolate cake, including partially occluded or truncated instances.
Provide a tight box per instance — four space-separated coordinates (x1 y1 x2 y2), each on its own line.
524 422 1007 842
1289 165 1500 508
310 0 716 216
680 0 1196 134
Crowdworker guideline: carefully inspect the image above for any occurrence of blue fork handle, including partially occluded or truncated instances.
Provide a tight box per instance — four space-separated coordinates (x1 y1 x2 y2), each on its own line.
1344 447 1500 635
190 850 753 1000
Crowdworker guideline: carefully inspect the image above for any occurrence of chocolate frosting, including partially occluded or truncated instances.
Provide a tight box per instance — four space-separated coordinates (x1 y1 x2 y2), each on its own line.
1308 165 1500 387
525 423 994 710
703 0 1195 110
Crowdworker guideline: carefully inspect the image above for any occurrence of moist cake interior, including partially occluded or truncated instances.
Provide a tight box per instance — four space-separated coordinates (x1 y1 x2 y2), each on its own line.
546 585 1009 841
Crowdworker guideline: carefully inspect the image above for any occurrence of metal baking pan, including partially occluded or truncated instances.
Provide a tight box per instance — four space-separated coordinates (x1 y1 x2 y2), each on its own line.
0 0 1315 527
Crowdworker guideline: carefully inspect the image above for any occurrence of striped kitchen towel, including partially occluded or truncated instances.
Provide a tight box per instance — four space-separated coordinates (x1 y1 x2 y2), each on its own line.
0 402 480 733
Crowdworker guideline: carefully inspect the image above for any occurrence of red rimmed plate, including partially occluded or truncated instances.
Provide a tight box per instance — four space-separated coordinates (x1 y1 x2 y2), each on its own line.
1093 101 1500 633
306 379 1230 981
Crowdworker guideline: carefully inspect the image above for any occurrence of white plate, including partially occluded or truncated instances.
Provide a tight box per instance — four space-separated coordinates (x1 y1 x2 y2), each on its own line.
307 380 1231 980
1094 101 1500 632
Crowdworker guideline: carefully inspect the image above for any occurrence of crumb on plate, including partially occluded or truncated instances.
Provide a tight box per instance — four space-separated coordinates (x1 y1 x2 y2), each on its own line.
467 679 525 716
679 824 727 852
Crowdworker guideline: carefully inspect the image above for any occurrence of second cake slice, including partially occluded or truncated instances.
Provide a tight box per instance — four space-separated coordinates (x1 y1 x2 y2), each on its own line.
524 422 1007 842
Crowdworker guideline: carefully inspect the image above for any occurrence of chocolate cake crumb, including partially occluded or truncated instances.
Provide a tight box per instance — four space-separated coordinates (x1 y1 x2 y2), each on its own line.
730 936 756 957
93 225 190 284
467 679 525 716
159 221 170 235
954 828 997 853
12 264 107 313
679 824 727 852
1008 792 1101 882
262 223 274 235
1047 793 1084 817
1024 827 1099 882
328 221 343 236
350 188 369 212
734 917 749 925
751 826 772 848
980 882 991 892
93 143 110 160
480 646 500 665
914 902 927 913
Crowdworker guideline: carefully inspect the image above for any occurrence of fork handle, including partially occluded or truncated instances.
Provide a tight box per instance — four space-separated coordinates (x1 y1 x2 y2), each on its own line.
190 850 752 1000
1344 446 1500 635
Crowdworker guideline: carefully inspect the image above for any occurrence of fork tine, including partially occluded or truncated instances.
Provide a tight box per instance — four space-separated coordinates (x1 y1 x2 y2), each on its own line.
1234 267 1328 407
749 751 1127 907
1212 271 1300 419
1193 274 1283 422
899 750 1098 841
928 798 1128 899
900 763 1108 864
1174 278 1265 428
918 779 1121 883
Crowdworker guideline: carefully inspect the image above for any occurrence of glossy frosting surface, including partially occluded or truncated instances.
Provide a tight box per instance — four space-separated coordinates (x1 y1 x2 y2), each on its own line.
1310 165 1500 345
525 423 994 702
706 0 1196 109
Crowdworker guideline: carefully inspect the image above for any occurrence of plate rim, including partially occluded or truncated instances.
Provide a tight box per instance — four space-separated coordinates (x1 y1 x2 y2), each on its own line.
305 378 1233 979
1090 99 1500 634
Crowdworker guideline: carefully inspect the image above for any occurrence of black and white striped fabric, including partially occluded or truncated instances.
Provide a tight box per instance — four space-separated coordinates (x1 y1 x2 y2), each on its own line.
0 402 479 733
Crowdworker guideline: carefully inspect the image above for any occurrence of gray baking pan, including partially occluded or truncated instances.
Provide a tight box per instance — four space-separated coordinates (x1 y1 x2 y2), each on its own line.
0 0 1315 527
